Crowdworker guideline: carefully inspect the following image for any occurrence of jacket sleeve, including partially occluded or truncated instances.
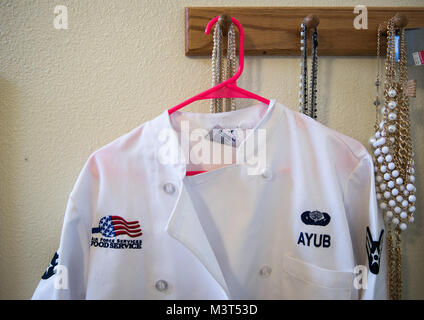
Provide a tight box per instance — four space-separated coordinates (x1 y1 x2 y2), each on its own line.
343 155 387 300
32 157 97 300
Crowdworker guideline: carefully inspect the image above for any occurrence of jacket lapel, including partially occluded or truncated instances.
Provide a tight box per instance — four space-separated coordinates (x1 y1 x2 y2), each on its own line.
165 182 230 298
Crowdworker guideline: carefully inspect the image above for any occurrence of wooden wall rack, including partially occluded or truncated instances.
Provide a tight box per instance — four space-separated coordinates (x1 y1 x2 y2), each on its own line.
185 7 424 56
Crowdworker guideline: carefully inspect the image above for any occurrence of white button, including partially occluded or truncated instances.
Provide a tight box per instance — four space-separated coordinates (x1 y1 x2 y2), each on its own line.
163 183 176 195
155 279 168 292
261 168 273 180
259 265 272 278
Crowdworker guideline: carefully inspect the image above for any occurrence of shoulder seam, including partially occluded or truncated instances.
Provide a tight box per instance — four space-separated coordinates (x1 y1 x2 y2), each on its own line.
342 155 371 204
289 108 366 163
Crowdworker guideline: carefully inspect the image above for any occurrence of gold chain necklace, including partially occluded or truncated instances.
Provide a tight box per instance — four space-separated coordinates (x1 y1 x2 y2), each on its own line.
371 18 416 300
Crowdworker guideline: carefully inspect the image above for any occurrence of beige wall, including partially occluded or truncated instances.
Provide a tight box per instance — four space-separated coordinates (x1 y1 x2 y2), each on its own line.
1 0 423 299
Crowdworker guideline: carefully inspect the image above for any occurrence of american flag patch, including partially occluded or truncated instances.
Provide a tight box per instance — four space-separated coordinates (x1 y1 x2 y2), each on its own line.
92 216 142 238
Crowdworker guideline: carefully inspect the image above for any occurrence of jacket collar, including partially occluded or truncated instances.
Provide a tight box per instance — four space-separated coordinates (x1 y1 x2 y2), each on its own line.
151 98 280 177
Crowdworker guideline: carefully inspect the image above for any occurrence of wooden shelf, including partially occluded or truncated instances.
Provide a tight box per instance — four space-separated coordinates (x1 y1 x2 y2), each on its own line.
185 7 424 56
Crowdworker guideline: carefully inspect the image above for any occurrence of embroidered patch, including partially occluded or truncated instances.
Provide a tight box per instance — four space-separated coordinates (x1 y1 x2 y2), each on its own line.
92 215 142 238
301 210 331 226
42 252 58 280
91 216 143 249
366 227 384 275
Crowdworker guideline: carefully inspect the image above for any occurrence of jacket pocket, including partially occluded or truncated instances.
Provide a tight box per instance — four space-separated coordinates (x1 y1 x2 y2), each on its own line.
281 254 354 300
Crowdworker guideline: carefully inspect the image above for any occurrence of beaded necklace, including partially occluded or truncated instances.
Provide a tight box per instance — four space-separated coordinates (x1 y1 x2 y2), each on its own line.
370 18 416 300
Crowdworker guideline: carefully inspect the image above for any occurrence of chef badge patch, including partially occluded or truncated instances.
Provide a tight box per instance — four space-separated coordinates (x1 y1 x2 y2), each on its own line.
366 227 384 275
301 210 331 226
297 210 332 248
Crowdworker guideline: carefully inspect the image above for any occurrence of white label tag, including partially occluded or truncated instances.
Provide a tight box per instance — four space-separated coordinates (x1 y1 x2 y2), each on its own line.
412 52 421 66
206 125 243 147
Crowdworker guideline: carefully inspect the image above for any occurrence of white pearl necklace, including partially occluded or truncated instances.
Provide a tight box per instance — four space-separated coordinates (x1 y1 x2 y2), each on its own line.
370 21 416 233
369 88 416 231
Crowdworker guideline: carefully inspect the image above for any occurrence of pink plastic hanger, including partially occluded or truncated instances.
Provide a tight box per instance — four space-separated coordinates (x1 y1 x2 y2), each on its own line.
168 15 271 176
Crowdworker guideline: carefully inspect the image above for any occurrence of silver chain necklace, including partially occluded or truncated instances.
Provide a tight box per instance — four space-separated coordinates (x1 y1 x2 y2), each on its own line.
298 23 319 119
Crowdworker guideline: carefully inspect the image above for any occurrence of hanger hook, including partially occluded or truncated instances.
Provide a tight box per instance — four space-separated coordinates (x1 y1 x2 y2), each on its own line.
205 15 244 85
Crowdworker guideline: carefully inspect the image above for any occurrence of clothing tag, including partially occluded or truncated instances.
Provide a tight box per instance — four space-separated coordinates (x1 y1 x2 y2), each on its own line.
206 125 244 147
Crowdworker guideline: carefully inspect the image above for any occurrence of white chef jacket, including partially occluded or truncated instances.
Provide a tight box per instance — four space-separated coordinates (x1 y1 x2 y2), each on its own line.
32 99 386 300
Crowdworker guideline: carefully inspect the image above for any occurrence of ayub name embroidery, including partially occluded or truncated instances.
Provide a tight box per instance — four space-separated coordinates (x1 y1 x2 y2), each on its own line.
297 232 331 248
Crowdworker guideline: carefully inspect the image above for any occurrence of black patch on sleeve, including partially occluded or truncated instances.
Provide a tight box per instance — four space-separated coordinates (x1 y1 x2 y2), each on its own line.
41 252 59 280
366 227 384 275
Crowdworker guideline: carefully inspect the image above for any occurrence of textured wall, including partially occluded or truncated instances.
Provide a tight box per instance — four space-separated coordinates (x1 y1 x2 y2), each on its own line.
0 0 423 299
